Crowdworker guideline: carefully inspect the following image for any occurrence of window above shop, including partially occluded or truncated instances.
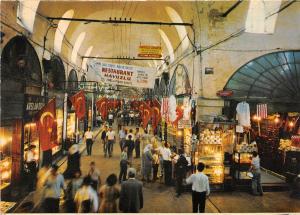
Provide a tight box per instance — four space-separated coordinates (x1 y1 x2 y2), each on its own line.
158 29 174 63
17 0 40 33
71 32 86 64
81 46 93 71
225 50 300 103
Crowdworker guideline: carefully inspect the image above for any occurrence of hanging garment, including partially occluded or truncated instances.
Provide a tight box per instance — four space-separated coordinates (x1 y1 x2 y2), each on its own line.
257 103 268 119
236 101 251 127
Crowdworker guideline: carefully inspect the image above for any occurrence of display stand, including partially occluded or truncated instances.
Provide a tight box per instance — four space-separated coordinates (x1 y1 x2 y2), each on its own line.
193 122 235 189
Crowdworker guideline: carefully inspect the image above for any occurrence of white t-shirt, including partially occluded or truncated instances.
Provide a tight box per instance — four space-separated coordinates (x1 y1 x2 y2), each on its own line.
106 131 116 140
160 147 171 161
186 172 210 195
126 133 135 141
84 131 93 139
236 102 250 127
108 114 114 120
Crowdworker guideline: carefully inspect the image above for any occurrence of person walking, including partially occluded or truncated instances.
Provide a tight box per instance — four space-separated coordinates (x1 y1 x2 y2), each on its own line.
106 127 116 157
99 174 120 213
88 162 101 191
152 150 160 182
175 149 188 197
84 127 94 156
119 127 126 151
74 176 99 213
161 142 172 186
108 112 114 126
119 168 143 213
125 135 135 166
135 127 141 158
25 145 37 192
101 125 108 156
65 170 83 212
250 151 263 196
119 147 129 183
144 149 153 182
64 143 80 179
186 162 210 213
43 164 66 213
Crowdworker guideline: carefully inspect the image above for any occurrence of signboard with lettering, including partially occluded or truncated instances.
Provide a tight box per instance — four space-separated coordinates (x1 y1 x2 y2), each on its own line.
88 60 155 88
24 95 45 120
138 45 162 58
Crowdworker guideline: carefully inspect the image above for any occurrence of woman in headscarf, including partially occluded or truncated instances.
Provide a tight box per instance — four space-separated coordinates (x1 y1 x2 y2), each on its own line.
99 174 120 213
142 143 152 181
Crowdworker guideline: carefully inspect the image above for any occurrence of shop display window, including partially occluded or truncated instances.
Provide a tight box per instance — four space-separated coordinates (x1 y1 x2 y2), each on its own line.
52 108 63 155
23 122 39 164
0 127 13 190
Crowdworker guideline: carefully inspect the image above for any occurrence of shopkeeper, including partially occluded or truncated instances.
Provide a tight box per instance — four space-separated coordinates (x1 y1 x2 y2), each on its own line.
25 145 37 191
161 142 172 186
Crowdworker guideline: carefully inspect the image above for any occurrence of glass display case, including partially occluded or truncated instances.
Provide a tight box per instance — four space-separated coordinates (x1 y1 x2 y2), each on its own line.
193 122 236 184
0 127 13 190
23 122 39 165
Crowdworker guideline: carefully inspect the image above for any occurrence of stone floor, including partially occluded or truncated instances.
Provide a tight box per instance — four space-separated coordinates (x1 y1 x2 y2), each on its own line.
13 123 300 213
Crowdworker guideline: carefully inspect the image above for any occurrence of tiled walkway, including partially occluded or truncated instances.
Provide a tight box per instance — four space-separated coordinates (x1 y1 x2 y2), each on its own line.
14 123 300 213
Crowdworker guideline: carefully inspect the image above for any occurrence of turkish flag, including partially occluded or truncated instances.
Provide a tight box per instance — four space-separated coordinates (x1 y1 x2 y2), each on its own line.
152 99 161 130
142 101 153 129
36 98 58 151
96 97 108 119
139 102 145 118
173 106 184 127
70 90 86 120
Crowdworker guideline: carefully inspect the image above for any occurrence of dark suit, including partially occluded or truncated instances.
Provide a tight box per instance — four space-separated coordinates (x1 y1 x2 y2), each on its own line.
175 155 188 195
119 178 143 213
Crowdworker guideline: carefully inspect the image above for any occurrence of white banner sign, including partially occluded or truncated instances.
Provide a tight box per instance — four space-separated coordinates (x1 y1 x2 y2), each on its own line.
88 60 155 88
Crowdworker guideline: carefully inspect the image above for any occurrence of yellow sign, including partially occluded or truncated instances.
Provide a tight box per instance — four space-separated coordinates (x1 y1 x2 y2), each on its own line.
138 45 162 58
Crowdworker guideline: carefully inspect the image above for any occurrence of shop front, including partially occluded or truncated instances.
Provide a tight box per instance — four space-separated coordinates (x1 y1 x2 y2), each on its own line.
0 36 43 195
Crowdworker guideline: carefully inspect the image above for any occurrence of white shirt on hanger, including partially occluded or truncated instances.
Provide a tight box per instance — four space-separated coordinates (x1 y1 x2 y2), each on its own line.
236 101 251 127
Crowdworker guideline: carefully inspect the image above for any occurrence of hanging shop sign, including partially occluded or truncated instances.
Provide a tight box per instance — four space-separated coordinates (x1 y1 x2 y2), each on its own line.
216 89 233 97
24 95 45 120
88 60 155 88
138 45 162 58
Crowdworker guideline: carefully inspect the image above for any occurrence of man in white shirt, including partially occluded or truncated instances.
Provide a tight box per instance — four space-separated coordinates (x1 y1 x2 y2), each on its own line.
106 127 116 157
119 127 126 151
84 127 94 156
186 162 210 213
250 151 263 196
108 112 114 126
160 142 172 186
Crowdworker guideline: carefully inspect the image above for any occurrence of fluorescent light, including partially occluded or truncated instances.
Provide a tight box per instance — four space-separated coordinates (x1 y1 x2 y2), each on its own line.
71 32 86 64
245 0 282 34
54 9 74 54
17 0 40 33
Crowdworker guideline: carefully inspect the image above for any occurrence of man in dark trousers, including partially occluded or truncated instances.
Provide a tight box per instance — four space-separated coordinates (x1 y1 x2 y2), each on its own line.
119 168 143 213
175 149 188 197
101 126 108 155
186 162 210 213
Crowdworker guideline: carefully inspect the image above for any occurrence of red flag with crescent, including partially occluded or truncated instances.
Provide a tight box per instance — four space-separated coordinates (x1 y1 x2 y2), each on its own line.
173 106 184 127
152 99 161 130
96 97 108 119
36 98 58 151
70 90 86 120
142 101 153 129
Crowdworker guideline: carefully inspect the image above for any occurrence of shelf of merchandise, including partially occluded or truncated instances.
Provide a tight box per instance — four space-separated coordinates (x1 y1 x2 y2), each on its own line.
233 151 252 183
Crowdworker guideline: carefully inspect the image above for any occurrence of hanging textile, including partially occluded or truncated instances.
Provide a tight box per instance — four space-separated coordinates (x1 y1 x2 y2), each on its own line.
236 101 251 127
70 90 86 120
36 98 58 151
257 103 268 119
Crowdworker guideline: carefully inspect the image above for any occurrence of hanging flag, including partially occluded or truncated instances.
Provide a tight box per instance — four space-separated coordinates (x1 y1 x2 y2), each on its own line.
142 101 153 129
139 102 145 118
96 97 108 119
152 99 161 131
257 103 268 119
70 90 86 120
36 98 58 151
161 97 169 121
173 106 184 127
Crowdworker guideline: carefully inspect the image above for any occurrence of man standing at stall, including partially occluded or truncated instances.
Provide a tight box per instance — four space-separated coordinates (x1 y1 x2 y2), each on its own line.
160 142 172 186
186 162 210 213
250 151 263 196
